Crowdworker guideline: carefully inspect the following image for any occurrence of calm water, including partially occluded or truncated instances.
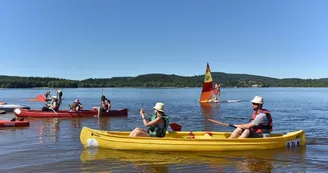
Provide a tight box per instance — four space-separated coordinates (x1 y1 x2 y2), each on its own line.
0 88 328 173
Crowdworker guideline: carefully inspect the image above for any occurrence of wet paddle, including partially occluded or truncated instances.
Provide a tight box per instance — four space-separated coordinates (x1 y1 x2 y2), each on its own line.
207 118 237 128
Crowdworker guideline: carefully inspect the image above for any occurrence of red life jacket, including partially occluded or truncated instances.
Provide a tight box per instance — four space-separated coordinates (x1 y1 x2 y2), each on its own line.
250 109 273 133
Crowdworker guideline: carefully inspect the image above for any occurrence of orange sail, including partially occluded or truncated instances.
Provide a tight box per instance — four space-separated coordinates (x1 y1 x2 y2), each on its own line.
199 63 217 103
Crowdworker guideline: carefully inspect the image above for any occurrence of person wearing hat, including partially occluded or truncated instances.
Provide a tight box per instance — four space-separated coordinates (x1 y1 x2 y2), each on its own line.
69 99 83 112
129 102 169 137
228 96 273 139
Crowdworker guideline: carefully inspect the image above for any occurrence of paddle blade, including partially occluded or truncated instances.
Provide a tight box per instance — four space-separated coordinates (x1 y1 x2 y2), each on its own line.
169 123 182 131
37 94 46 102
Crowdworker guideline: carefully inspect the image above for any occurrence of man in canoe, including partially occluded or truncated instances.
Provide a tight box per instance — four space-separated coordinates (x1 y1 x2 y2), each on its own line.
129 102 169 137
56 90 63 108
228 96 273 139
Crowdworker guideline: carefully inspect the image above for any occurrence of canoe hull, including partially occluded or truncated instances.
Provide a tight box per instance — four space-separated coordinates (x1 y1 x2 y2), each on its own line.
14 108 128 118
0 120 30 127
80 127 306 152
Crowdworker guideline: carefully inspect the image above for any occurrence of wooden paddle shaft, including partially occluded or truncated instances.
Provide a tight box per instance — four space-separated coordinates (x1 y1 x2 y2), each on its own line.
208 119 236 128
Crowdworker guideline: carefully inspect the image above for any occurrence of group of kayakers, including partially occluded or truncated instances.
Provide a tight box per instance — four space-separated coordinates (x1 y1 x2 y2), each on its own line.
41 90 111 116
41 89 271 139
130 95 272 139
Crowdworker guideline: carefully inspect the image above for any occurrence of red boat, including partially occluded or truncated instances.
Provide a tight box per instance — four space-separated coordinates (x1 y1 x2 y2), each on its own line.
13 108 128 118
0 120 30 127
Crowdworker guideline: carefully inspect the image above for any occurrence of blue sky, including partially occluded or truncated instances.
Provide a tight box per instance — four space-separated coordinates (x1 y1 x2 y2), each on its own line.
0 0 327 80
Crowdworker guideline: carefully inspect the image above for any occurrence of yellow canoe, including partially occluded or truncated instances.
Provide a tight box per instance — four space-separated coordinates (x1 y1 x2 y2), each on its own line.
80 126 306 152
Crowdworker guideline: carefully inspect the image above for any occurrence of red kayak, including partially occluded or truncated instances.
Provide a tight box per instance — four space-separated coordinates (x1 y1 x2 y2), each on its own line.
13 108 128 118
0 120 30 127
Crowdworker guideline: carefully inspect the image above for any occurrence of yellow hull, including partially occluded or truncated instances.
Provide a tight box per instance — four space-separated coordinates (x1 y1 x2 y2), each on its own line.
80 126 306 152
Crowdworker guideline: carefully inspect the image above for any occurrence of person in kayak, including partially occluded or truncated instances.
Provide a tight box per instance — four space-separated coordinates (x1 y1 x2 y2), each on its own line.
42 96 59 111
69 99 83 112
97 95 111 116
129 102 169 137
228 96 273 139
44 91 52 106
56 90 63 108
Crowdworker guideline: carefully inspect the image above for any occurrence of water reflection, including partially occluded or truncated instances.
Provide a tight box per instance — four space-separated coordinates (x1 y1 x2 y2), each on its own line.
200 103 220 131
37 118 61 144
80 147 306 172
97 116 111 130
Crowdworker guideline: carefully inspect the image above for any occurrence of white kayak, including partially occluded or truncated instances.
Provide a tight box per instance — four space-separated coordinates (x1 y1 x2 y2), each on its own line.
0 104 31 112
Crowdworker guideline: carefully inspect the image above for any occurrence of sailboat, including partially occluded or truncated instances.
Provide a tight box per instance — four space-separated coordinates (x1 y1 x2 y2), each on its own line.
199 63 219 103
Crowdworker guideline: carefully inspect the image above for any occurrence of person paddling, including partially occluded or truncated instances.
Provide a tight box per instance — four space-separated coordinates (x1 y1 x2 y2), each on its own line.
129 102 169 137
228 96 273 139
42 96 59 111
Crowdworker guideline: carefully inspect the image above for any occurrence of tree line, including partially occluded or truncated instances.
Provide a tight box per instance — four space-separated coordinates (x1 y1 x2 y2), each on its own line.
0 73 328 88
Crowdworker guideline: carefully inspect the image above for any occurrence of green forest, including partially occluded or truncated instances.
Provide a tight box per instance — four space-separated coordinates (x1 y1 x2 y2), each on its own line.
0 73 328 88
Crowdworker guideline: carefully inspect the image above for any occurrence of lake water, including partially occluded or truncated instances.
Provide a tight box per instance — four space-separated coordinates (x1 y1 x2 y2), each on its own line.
0 88 327 172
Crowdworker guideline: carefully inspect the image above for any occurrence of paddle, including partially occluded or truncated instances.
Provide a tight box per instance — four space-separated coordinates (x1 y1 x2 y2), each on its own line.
207 118 237 128
44 102 58 115
37 94 46 102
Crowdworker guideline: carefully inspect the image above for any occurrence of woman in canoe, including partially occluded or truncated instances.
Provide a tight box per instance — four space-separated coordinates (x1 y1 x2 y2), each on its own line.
129 102 169 137
69 99 83 112
97 95 111 116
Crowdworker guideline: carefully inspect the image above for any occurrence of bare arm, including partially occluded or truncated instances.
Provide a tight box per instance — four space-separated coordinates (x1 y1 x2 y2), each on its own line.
139 109 162 127
235 122 256 129
143 117 162 127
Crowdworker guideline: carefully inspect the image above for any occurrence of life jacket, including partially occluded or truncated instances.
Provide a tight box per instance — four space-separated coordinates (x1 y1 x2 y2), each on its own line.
250 109 273 133
147 114 169 137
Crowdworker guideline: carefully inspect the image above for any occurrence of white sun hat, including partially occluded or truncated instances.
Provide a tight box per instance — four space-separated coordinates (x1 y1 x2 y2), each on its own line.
153 102 165 112
251 96 263 104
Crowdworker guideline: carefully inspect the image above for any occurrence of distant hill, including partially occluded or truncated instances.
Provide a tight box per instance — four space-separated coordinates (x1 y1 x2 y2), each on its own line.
0 73 327 88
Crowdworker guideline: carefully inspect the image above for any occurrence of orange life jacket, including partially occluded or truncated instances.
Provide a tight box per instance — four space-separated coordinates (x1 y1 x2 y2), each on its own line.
250 109 273 133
